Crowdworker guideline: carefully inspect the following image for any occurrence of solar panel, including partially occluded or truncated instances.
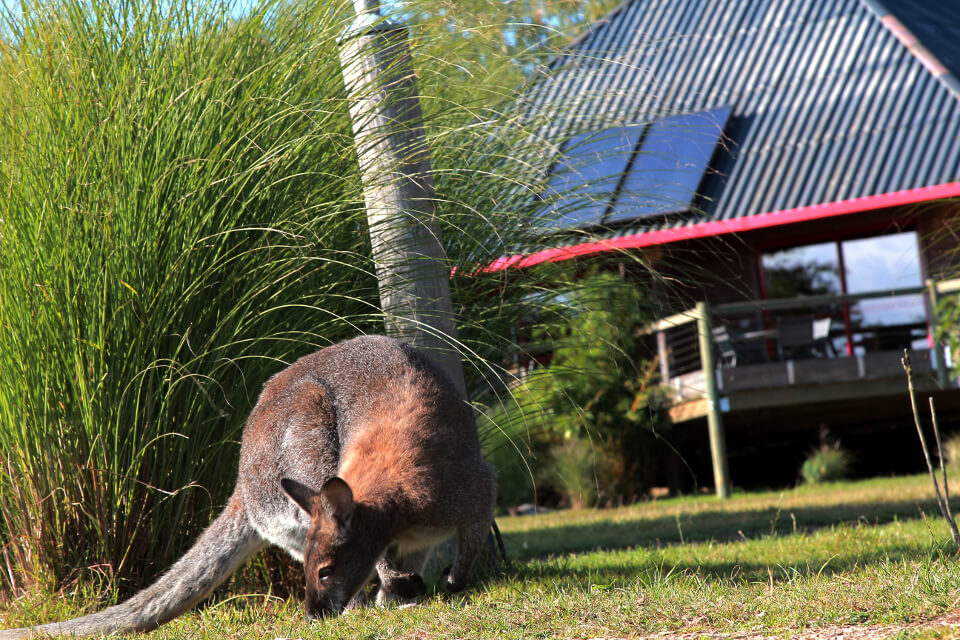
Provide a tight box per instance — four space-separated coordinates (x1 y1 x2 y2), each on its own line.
608 106 732 222
538 125 646 230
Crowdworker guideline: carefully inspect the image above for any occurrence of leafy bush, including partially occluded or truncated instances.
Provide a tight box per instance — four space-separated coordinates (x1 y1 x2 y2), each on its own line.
549 437 600 510
479 400 547 509
941 432 960 470
935 294 960 379
548 436 628 510
800 443 852 484
483 272 671 508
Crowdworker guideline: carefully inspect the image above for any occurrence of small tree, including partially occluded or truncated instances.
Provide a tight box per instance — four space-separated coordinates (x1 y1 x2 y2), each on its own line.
494 270 671 507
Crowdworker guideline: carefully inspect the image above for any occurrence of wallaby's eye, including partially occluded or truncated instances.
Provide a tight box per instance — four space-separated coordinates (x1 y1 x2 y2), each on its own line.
317 566 334 581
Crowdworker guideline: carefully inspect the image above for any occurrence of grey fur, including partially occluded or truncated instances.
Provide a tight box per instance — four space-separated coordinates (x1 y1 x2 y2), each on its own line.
0 335 495 637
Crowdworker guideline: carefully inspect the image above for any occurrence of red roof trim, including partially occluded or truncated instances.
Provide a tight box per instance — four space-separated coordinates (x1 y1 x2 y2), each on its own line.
483 181 960 272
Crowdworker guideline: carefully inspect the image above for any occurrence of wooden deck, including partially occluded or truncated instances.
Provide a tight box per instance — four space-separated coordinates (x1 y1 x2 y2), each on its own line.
666 348 938 423
641 279 960 497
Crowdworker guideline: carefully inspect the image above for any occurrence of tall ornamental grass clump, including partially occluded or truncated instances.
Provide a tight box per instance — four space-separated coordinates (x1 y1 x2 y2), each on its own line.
0 0 383 595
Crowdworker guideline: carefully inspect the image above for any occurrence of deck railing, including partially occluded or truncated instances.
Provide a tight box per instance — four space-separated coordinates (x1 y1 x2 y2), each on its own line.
644 278 960 386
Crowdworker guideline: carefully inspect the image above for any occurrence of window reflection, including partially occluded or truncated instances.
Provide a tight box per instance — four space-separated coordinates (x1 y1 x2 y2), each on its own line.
763 241 840 299
842 233 924 330
761 231 926 356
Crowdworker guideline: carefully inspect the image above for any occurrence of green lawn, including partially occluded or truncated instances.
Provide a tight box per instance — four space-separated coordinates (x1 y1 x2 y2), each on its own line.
3 473 960 638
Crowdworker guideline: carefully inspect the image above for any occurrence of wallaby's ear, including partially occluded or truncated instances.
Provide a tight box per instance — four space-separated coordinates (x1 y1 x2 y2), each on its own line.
320 477 354 528
280 477 321 516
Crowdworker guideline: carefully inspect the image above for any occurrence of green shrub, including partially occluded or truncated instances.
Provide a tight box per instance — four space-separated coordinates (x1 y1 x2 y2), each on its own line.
941 432 960 470
550 437 599 509
482 272 671 507
801 443 852 484
548 436 627 509
479 400 547 510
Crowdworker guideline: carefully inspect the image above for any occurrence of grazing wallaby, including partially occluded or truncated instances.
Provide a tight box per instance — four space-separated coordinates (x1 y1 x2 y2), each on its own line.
0 335 496 637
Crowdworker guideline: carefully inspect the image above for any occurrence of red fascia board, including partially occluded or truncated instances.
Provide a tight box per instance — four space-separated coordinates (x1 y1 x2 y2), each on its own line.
483 182 960 272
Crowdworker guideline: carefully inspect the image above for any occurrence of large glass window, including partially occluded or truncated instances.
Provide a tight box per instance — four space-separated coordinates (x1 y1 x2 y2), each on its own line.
762 240 841 299
842 233 924 328
761 231 926 356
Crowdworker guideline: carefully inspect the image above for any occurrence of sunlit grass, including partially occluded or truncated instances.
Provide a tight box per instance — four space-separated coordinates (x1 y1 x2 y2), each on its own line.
2 474 958 638
499 474 951 558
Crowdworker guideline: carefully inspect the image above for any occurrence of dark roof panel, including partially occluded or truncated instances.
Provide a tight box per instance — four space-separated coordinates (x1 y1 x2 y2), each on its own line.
542 125 647 228
612 106 732 220
886 0 960 80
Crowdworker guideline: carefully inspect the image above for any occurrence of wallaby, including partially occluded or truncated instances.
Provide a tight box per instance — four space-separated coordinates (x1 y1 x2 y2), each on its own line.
0 335 496 637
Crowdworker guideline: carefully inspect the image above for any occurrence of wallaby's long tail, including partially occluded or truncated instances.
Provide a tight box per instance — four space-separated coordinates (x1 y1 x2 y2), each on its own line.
0 493 264 638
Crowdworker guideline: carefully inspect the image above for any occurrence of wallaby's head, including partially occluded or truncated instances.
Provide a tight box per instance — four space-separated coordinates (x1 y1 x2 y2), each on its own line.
280 476 377 619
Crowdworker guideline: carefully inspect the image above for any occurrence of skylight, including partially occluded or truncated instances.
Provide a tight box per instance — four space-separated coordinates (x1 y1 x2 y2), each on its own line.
539 125 646 229
609 106 732 222
537 106 732 230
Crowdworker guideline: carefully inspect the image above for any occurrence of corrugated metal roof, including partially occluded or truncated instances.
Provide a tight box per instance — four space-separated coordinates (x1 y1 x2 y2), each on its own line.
523 0 960 244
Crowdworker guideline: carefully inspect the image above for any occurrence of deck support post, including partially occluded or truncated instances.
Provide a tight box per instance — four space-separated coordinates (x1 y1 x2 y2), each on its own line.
928 279 950 389
656 330 670 382
696 301 731 499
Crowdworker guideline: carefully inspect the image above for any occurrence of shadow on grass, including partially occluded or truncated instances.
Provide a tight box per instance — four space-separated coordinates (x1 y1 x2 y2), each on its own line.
497 497 953 562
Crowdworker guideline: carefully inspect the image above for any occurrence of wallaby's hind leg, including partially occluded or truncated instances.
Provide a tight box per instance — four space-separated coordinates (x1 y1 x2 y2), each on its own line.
375 549 429 606
445 465 496 593
444 517 491 593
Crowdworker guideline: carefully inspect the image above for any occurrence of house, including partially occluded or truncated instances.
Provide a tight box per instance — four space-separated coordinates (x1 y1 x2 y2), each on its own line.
491 0 960 493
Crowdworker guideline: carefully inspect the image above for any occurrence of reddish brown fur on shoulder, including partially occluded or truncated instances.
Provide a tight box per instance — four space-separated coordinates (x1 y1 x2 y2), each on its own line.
336 374 435 512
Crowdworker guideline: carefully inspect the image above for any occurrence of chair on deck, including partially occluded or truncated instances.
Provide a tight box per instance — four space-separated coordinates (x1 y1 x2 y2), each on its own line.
778 316 814 360
712 325 739 368
812 317 836 357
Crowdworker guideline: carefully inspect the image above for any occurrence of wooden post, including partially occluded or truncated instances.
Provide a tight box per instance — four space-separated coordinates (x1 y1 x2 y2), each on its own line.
338 0 467 399
928 278 950 389
656 330 670 380
696 301 731 499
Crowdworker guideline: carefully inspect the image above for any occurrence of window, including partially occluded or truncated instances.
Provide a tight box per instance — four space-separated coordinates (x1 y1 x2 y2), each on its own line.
762 240 842 299
842 233 924 327
611 106 732 222
761 231 926 355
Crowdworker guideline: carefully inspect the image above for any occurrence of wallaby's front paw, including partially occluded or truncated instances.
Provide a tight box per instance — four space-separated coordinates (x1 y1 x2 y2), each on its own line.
443 576 466 593
346 587 373 610
441 566 466 593
385 571 426 599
